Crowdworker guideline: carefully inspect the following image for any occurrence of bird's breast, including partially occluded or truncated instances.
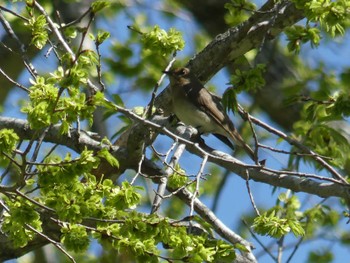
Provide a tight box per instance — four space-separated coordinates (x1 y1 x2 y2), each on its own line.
173 95 218 134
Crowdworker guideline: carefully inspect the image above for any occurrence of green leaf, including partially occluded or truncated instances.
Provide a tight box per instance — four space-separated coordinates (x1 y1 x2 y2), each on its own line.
168 165 189 189
252 209 304 238
105 181 143 210
333 92 350 116
285 25 321 53
96 30 111 45
222 87 238 114
141 25 185 57
97 148 119 168
26 14 48 49
91 0 111 13
292 0 349 37
0 129 19 153
230 64 266 92
224 0 256 26
61 224 90 253
307 249 333 263
2 197 42 248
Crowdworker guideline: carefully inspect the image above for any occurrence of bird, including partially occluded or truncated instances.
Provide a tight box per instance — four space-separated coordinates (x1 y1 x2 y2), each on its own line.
163 67 256 161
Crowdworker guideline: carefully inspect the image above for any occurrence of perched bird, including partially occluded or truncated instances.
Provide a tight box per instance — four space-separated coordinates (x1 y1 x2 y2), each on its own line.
163 67 256 161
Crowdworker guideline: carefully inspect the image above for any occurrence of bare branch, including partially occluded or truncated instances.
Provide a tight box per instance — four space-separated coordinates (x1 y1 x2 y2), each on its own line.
190 154 208 217
1 111 350 201
151 126 194 214
245 170 260 216
0 10 37 78
238 105 347 183
174 186 257 262
0 67 29 92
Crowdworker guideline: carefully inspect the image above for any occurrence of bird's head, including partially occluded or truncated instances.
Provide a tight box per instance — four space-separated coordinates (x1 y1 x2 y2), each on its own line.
163 67 192 85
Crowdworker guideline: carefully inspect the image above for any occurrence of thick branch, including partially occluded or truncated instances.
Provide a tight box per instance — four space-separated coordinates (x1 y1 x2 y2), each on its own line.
2 115 349 201
155 0 304 113
178 0 304 129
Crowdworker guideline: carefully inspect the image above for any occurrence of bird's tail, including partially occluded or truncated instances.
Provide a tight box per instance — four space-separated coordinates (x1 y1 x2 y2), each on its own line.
230 129 256 162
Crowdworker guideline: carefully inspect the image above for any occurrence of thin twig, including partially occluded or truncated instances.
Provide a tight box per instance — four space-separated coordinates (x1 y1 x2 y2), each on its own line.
0 198 75 262
246 112 259 163
162 180 196 198
258 143 333 160
245 170 260 216
151 144 200 180
34 1 100 93
242 219 277 261
40 144 59 163
150 138 187 214
14 189 55 212
262 167 345 185
150 144 167 157
34 3 74 58
164 140 177 164
0 10 37 78
75 14 95 64
95 35 106 91
25 223 76 263
286 236 304 263
190 154 208 217
59 8 91 28
211 169 230 213
277 235 284 263
238 105 347 184
26 127 50 174
145 54 177 118
150 144 190 177
47 39 62 62
1 151 22 169
0 67 29 92
130 143 146 185
0 5 29 21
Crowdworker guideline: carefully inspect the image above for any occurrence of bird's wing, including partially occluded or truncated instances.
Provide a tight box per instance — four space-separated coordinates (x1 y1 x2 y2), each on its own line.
196 88 247 146
196 87 233 131
185 82 256 161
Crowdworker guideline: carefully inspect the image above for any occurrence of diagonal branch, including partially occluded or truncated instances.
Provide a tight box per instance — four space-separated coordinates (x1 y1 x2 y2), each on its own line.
154 0 304 113
173 186 257 262
1 110 350 201
151 126 193 214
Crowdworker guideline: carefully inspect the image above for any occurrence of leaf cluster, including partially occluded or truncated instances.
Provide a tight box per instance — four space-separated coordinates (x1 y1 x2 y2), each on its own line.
285 26 321 53
253 193 305 238
25 14 48 49
230 64 266 93
291 66 350 169
141 25 185 57
293 0 350 37
224 0 257 26
2 196 42 248
0 129 19 154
